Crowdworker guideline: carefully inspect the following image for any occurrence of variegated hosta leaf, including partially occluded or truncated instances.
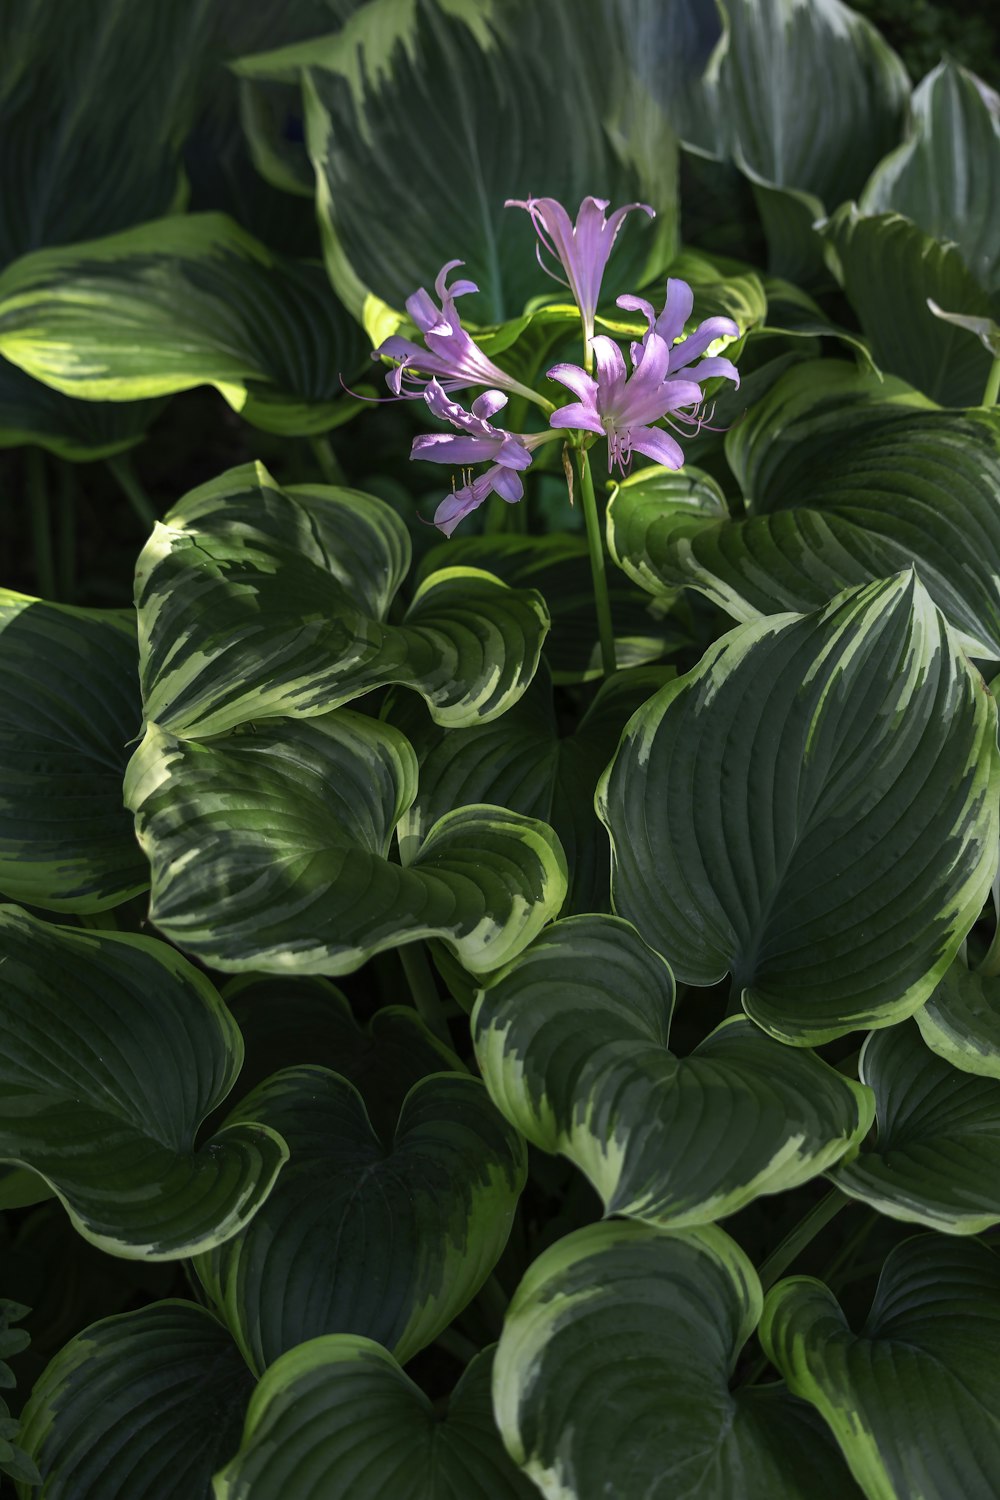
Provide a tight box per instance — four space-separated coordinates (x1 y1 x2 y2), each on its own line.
822 207 997 405
696 0 909 206
196 1068 525 1372
135 462 548 737
0 593 147 912
235 0 673 324
761 1234 1000 1500
832 1021 1000 1234
493 1219 863 1500
0 356 162 459
418 533 683 685
16 1302 254 1500
125 712 567 976
393 663 670 914
917 961 1000 1079
217 976 465 1141
0 906 287 1259
609 407 1000 659
860 60 1000 296
597 574 1000 1043
213 1339 536 1500
474 917 872 1227
0 215 366 434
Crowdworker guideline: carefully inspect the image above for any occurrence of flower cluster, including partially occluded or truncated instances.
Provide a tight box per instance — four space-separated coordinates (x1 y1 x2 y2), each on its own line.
371 197 740 535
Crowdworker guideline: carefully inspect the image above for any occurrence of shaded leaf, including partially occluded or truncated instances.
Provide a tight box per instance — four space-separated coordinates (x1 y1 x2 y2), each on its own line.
0 905 287 1259
0 593 147 912
213 1339 535 1499
0 357 160 460
474 916 872 1226
135 462 549 737
493 1219 862 1499
833 1020 1000 1233
16 1302 253 1500
196 1068 525 1370
762 1234 1000 1500
125 711 567 976
597 574 1000 1043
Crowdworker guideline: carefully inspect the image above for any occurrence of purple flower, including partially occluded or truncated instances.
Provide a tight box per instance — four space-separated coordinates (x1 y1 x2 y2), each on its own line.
505 195 654 352
433 465 526 538
548 334 709 474
373 260 542 406
617 279 741 386
410 381 534 473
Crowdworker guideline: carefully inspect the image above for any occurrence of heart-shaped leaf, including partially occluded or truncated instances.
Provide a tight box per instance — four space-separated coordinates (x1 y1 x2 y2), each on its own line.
832 1020 1000 1233
213 1338 535 1500
860 59 1000 295
474 916 872 1227
916 960 1000 1078
217 976 465 1141
235 0 674 323
196 1068 525 1371
761 1234 1000 1500
608 406 1000 659
822 207 997 404
0 215 367 435
0 593 147 912
393 663 670 914
597 574 1000 1043
135 462 549 737
493 1218 862 1499
0 905 287 1258
125 711 567 976
16 1302 253 1500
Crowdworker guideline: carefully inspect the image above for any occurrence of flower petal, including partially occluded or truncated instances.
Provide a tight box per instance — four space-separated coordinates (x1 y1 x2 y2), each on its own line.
435 259 478 302
471 390 509 420
592 335 628 393
549 401 605 436
678 355 740 388
654 279 695 346
627 424 686 469
670 316 740 369
546 362 599 403
410 433 502 464
492 467 525 502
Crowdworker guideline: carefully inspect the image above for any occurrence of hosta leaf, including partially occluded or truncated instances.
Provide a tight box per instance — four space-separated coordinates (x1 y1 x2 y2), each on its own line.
236 0 673 323
474 916 872 1227
706 0 909 204
218 976 464 1140
136 462 548 737
0 357 160 460
125 712 567 975
196 1068 525 1371
917 961 1000 1079
832 1021 1000 1233
860 60 1000 295
597 574 1000 1043
0 905 287 1259
0 593 147 913
493 1219 862 1500
609 408 1000 660
213 1339 535 1500
822 207 997 405
419 533 679 684
0 215 366 435
761 1234 1000 1500
16 1302 253 1500
393 663 670 913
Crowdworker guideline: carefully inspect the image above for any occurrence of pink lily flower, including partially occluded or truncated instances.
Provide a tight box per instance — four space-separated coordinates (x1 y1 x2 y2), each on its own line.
505 195 655 352
617 279 741 386
373 260 543 406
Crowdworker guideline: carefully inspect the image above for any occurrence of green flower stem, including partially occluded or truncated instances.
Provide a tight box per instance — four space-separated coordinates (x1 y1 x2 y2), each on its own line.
309 434 346 486
757 1186 848 1293
575 444 617 677
107 456 156 530
985 355 1000 408
398 940 451 1044
26 448 56 600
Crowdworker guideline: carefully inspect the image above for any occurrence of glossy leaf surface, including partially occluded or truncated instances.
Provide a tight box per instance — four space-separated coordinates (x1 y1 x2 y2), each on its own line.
917 961 1000 1079
598 575 1000 1042
474 916 872 1226
0 906 286 1258
0 594 147 911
